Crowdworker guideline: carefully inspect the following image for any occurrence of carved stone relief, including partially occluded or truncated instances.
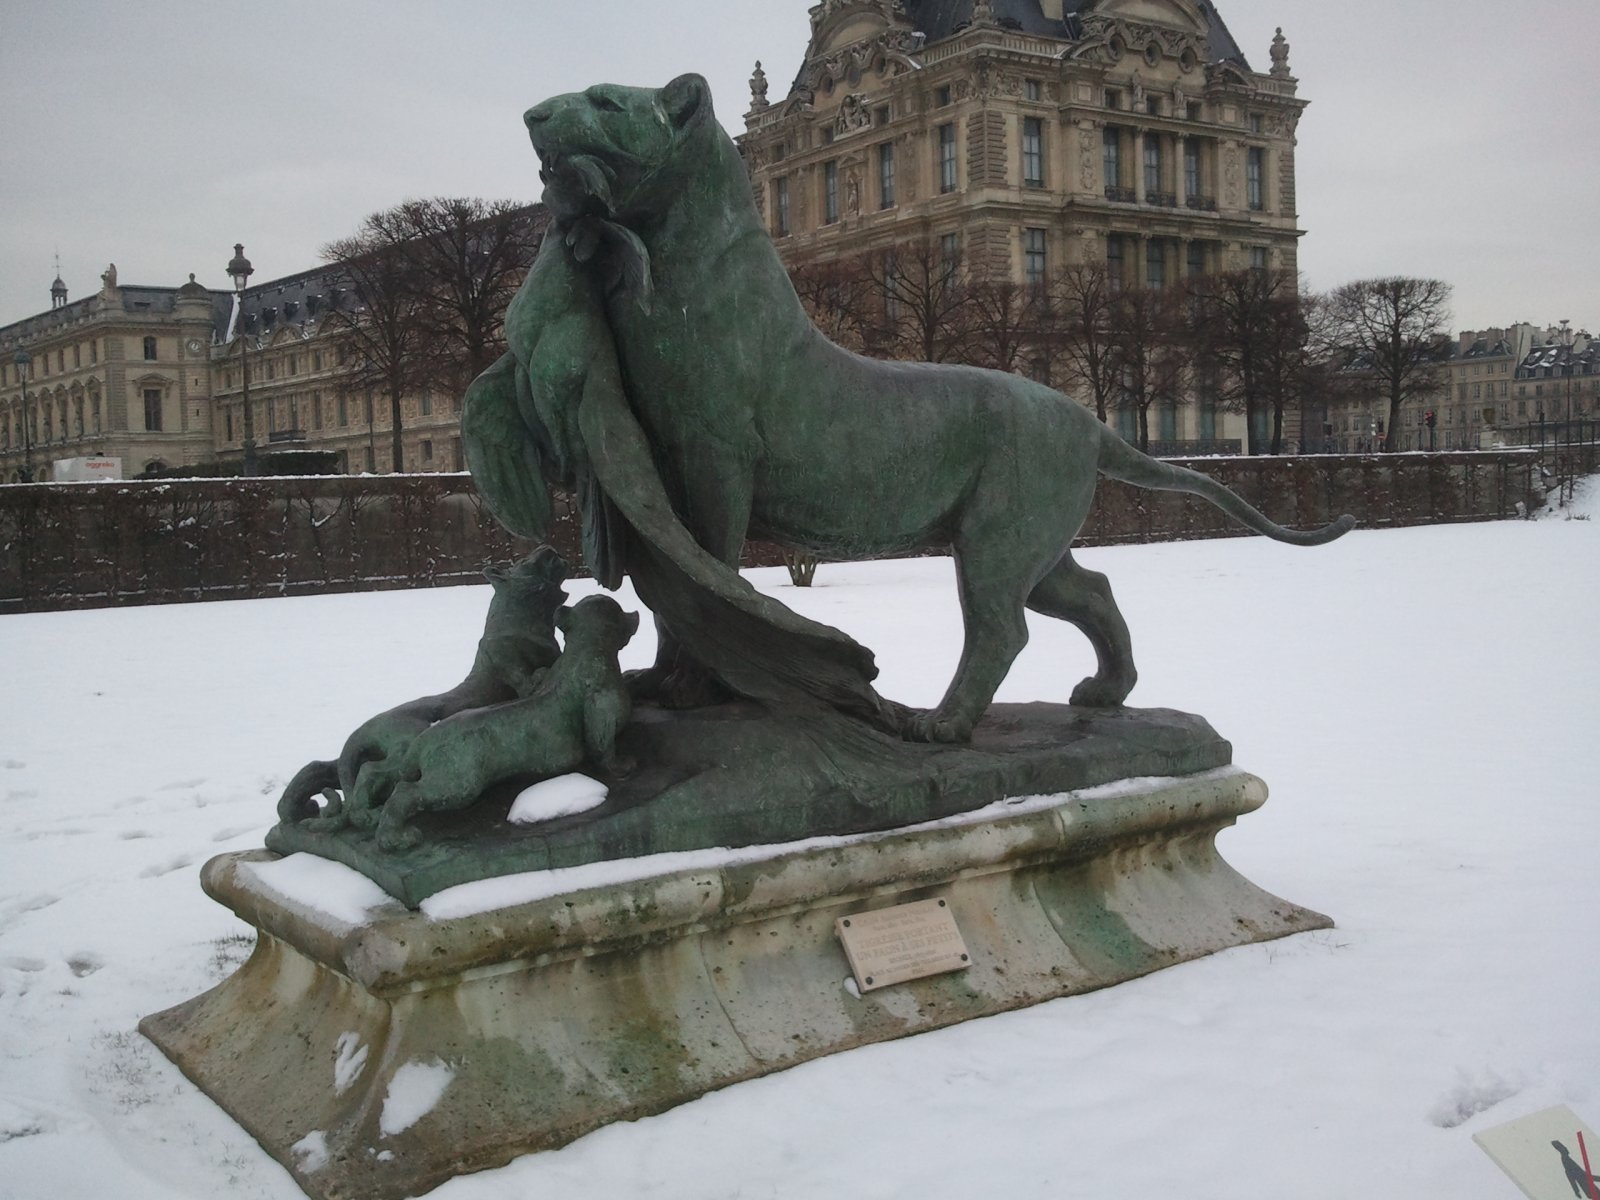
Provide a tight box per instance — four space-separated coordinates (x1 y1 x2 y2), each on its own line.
1077 122 1098 191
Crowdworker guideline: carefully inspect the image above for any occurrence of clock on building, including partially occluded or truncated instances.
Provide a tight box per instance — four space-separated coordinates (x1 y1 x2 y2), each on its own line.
186 338 204 354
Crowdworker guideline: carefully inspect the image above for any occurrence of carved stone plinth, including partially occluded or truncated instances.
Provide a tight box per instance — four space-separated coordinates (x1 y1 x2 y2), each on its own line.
142 767 1329 1200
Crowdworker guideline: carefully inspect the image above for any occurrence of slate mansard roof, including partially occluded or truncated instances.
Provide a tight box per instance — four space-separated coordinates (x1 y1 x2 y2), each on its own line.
899 0 1250 69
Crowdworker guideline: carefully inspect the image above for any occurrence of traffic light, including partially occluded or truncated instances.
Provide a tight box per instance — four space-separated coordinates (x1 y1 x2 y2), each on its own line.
1424 410 1436 428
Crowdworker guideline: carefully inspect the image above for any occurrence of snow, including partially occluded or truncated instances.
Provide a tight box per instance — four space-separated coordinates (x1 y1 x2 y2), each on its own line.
289 1131 329 1174
424 769 1242 922
332 1033 368 1097
506 773 609 825
243 852 402 929
379 1061 455 1138
1 497 1598 1199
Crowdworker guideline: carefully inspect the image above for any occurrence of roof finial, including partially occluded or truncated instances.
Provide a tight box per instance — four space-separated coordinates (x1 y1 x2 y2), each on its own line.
1270 27 1292 78
51 251 68 309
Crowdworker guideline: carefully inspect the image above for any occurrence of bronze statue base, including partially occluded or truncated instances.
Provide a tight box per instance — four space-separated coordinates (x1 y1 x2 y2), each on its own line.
145 766 1330 1200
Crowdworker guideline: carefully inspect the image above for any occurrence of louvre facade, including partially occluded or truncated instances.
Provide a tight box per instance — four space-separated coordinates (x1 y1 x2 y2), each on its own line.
739 0 1308 446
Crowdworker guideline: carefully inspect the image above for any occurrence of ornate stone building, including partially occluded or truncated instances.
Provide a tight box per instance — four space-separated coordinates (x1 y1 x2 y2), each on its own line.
739 0 1307 446
210 267 467 476
0 266 219 482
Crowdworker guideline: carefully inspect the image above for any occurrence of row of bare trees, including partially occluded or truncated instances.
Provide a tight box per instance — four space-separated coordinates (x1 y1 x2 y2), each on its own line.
319 199 547 470
790 237 1453 455
311 207 1452 470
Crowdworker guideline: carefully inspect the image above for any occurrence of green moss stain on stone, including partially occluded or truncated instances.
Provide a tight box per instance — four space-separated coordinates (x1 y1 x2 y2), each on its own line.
1029 858 1163 979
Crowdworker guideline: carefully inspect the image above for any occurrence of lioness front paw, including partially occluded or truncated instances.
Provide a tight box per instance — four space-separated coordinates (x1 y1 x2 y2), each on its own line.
1069 675 1133 708
376 819 421 853
900 709 974 744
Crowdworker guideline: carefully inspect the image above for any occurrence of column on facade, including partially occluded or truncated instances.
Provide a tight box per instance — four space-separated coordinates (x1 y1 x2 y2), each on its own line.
1132 125 1146 205
1174 133 1188 208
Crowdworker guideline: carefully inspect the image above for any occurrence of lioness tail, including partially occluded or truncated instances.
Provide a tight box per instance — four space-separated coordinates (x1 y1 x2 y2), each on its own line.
1095 428 1355 547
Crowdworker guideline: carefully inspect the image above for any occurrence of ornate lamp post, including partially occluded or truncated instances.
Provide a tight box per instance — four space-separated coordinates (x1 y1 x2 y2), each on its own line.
227 243 257 476
1558 318 1574 442
14 348 34 484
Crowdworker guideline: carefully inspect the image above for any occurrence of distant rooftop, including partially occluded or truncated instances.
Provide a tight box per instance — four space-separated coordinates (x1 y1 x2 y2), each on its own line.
900 0 1249 68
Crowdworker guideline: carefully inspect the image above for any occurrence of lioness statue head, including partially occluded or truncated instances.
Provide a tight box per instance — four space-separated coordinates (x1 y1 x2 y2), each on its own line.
524 74 714 222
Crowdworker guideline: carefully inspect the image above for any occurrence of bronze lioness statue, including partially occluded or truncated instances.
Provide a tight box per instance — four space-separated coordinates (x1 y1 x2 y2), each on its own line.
466 75 1352 745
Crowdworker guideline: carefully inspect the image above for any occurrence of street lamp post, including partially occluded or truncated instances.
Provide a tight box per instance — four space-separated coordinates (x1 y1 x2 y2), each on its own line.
1558 319 1574 446
227 243 257 476
14 349 34 483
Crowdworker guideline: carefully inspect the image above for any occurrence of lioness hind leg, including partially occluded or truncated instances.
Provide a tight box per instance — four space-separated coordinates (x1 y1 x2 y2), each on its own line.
1026 554 1137 708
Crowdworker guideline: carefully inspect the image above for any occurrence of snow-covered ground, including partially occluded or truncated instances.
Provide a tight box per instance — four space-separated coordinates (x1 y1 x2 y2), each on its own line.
2 482 1597 1200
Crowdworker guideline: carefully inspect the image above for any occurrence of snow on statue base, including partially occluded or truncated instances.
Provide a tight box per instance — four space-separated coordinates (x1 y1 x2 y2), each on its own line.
141 766 1330 1200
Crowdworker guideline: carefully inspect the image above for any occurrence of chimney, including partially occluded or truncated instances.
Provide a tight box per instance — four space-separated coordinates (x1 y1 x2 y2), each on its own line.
1040 0 1065 19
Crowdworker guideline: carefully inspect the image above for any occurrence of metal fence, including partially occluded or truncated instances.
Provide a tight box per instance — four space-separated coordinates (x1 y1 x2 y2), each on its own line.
0 450 1548 614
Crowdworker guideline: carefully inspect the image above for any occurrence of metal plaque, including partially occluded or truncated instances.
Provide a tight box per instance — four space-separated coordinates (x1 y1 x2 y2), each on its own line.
835 899 971 993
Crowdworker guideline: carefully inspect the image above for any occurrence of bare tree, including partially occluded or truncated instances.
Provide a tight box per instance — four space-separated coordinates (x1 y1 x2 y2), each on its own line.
788 257 878 354
1108 284 1187 451
321 198 544 472
1323 276 1453 452
1053 263 1121 422
1258 288 1332 453
1186 268 1300 455
321 229 431 473
387 198 545 386
963 278 1044 375
861 237 971 363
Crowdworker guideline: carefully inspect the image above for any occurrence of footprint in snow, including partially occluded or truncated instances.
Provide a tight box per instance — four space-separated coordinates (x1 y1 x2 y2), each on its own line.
2 760 23 770
4 789 40 802
4 956 47 973
118 830 152 841
67 953 103 978
211 824 261 843
138 855 194 879
0 1098 54 1144
158 778 207 791
1427 1072 1520 1128
8 895 60 916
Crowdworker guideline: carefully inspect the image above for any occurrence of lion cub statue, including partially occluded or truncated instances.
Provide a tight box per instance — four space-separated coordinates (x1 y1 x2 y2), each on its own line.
277 546 570 828
373 595 640 851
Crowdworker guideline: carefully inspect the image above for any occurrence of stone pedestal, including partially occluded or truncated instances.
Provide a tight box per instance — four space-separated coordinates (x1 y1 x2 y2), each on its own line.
142 767 1329 1200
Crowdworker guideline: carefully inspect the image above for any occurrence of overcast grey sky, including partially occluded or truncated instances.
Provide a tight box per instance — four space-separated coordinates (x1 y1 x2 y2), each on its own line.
2 0 1594 334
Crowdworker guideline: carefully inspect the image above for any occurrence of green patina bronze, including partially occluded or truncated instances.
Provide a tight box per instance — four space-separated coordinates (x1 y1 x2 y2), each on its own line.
270 75 1353 892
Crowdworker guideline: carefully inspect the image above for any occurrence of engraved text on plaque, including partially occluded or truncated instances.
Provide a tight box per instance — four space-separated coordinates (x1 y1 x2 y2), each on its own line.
835 898 971 992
